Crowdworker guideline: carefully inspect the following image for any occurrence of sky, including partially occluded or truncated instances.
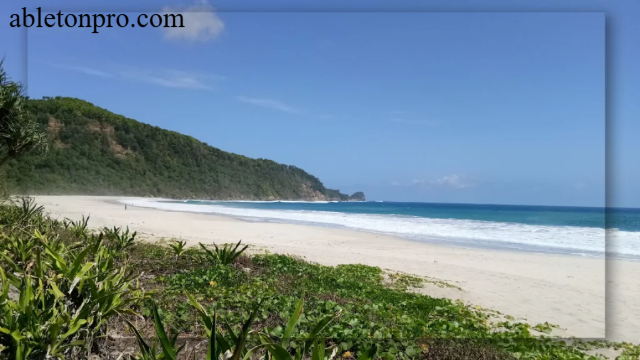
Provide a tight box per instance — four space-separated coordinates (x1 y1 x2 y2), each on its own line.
1 0 636 207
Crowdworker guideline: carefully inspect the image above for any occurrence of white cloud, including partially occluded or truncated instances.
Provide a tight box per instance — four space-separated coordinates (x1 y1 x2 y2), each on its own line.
390 118 437 125
394 175 473 189
57 63 221 90
432 174 472 189
59 65 112 78
120 69 220 90
237 96 301 114
162 0 224 42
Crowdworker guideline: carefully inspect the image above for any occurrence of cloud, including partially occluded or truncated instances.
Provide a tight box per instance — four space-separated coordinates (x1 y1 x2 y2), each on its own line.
389 118 437 125
162 0 224 42
391 181 402 186
432 174 472 189
58 65 112 78
119 69 221 90
56 63 221 90
237 96 302 114
398 175 472 189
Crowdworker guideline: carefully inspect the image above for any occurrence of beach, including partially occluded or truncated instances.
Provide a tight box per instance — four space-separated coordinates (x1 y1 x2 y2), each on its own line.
33 195 639 343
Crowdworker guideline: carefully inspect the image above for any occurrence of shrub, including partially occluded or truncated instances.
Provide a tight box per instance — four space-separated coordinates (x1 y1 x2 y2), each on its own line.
0 202 144 359
169 240 187 262
199 240 248 266
103 225 137 252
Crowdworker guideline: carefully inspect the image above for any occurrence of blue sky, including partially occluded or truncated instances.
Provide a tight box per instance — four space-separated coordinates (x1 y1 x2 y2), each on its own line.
1 0 636 207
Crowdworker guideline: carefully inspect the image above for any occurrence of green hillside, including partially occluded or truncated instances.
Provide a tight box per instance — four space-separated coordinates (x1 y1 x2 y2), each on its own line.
4 97 364 201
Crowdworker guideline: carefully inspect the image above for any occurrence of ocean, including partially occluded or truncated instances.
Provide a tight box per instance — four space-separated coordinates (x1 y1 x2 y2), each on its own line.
122 199 640 260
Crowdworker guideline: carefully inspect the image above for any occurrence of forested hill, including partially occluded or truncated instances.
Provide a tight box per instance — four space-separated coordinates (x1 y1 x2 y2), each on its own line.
4 97 364 201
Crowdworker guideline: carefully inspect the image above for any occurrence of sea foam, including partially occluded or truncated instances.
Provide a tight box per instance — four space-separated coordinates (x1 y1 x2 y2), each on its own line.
120 198 640 258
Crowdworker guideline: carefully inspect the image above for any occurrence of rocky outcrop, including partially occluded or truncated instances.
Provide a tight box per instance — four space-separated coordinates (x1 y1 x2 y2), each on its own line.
348 192 366 201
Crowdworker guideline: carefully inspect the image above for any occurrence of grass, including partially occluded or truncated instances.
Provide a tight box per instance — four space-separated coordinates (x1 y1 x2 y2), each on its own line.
1 198 639 359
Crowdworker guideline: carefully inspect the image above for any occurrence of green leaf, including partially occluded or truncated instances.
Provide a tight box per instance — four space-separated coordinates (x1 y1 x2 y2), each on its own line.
216 332 232 354
304 314 337 350
125 319 154 359
312 338 325 360
404 346 420 357
18 275 32 311
282 297 304 348
0 252 19 276
357 344 377 360
0 267 9 300
260 340 292 360
152 302 177 360
68 246 91 280
10 330 25 342
61 319 87 340
244 345 267 360
230 305 260 360
42 242 68 270
186 293 213 335
223 321 239 344
50 282 65 299
207 308 217 360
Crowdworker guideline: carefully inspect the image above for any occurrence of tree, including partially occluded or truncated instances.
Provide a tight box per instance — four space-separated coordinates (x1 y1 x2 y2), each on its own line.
0 59 48 169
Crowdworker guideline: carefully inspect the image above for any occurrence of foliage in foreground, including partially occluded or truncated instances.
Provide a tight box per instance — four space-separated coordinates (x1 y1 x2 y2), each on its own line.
1 198 638 360
0 61 48 171
0 198 143 359
0 60 48 198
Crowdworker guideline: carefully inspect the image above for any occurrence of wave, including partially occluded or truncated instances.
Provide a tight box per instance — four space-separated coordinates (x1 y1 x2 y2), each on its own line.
183 199 333 204
120 198 640 257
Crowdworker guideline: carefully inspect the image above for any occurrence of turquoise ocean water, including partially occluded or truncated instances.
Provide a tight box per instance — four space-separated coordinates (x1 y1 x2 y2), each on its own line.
123 199 640 259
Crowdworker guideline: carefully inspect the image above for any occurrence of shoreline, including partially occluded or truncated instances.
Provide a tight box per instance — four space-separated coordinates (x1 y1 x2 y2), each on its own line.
116 197 638 262
32 195 640 343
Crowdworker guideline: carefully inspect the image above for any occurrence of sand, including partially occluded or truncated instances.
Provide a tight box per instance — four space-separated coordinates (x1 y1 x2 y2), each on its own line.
31 196 640 343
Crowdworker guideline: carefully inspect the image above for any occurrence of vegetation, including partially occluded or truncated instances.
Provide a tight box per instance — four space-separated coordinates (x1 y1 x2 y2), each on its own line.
0 198 144 359
169 240 187 262
0 61 48 194
2 96 362 201
199 240 249 266
1 199 638 359
102 226 137 252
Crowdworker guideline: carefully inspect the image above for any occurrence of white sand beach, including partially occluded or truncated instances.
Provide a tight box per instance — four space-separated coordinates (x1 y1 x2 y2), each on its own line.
32 196 639 343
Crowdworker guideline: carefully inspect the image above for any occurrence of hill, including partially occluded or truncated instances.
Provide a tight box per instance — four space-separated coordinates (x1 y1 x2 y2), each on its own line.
4 97 364 201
